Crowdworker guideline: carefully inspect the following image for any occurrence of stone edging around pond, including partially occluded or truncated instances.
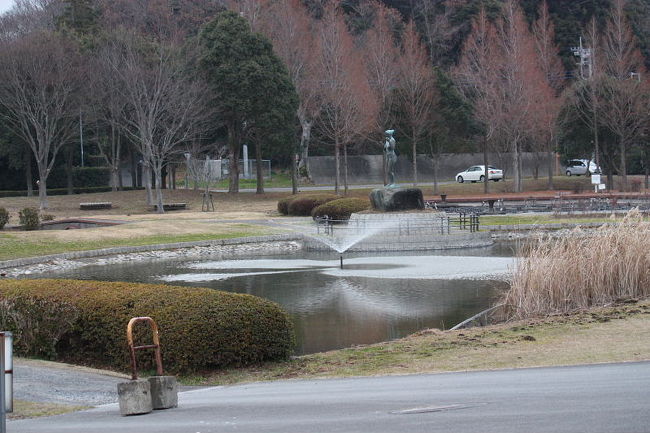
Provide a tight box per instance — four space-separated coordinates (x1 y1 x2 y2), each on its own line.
0 234 304 272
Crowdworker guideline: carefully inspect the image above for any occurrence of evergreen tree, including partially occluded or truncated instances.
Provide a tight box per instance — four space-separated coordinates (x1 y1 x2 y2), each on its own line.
198 11 298 193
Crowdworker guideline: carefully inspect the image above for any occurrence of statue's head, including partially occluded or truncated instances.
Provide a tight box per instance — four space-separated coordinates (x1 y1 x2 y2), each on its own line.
385 129 394 136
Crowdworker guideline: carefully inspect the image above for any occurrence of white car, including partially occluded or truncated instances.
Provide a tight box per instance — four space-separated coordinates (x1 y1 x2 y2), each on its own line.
456 165 503 183
565 159 600 176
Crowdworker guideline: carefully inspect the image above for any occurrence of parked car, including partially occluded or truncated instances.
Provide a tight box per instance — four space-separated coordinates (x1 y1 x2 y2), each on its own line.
565 159 600 176
455 165 503 183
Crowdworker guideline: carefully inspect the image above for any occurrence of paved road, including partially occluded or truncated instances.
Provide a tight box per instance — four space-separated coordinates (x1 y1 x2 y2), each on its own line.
10 362 650 433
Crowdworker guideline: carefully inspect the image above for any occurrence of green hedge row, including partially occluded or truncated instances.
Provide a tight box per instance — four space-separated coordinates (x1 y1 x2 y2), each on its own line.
0 279 295 373
312 198 370 220
277 194 338 216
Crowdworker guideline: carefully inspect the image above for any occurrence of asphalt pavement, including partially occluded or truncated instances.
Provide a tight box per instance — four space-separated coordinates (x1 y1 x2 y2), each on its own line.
9 361 650 433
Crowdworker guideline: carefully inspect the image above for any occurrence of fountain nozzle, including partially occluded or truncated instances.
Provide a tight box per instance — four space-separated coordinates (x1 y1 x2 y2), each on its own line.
340 255 343 269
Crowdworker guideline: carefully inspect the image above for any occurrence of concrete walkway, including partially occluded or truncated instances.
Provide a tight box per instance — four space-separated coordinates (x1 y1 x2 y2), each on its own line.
9 362 650 433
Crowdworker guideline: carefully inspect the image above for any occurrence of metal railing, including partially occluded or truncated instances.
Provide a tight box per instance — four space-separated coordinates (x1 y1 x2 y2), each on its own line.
314 214 479 236
0 331 13 433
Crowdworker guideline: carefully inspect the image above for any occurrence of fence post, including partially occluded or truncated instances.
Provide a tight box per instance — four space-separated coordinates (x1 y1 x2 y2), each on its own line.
0 333 4 433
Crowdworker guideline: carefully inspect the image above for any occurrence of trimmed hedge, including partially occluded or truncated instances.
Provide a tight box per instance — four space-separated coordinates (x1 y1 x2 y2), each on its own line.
0 208 8 229
277 196 295 215
286 194 338 216
278 194 339 216
311 198 370 220
0 279 295 373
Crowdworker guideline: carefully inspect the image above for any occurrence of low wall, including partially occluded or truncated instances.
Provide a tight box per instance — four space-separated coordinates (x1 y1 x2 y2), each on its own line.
308 152 557 185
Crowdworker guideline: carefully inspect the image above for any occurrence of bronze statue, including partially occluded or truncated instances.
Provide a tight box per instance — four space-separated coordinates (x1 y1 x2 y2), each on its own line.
384 129 397 187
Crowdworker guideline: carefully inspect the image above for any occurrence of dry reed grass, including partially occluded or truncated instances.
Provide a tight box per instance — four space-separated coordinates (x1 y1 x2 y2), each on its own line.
504 209 650 319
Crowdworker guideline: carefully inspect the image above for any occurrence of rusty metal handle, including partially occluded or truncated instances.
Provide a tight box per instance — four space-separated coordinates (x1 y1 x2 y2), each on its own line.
126 317 164 380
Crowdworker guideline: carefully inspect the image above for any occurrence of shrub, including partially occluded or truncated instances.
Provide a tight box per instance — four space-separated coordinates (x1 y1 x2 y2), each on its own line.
277 196 296 215
311 198 370 220
0 296 78 359
0 208 8 229
41 214 55 222
19 207 40 230
0 279 295 373
287 194 338 216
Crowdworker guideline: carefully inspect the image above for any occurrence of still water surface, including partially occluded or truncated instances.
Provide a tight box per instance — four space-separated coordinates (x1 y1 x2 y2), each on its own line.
47 244 516 354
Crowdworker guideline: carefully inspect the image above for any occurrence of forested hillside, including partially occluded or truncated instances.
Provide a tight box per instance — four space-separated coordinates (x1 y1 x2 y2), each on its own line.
1 0 649 205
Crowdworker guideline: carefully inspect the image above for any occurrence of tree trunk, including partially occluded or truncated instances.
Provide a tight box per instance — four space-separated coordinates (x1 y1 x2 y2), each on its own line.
343 142 348 195
65 146 74 195
228 122 240 194
546 150 554 190
432 158 439 195
483 136 490 194
24 147 33 197
334 139 340 195
412 132 418 186
255 141 264 194
143 164 153 205
130 149 138 188
620 141 628 192
154 167 165 214
512 139 522 193
292 153 298 195
111 167 119 192
298 116 312 180
37 165 48 210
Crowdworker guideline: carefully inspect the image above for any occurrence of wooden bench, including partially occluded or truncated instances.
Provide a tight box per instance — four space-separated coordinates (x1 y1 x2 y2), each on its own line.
80 202 112 210
153 203 187 211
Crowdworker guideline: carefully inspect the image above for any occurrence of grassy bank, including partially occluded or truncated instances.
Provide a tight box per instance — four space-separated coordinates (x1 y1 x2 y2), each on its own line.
0 224 268 261
186 299 650 385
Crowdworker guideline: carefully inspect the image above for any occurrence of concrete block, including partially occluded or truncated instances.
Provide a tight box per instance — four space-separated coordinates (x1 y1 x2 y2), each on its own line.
117 380 152 416
148 376 178 410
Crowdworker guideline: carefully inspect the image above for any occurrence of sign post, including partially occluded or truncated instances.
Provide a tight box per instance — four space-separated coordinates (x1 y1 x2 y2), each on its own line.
591 174 601 193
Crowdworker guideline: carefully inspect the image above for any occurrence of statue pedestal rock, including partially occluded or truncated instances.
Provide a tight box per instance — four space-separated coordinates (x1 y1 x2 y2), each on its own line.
370 188 424 212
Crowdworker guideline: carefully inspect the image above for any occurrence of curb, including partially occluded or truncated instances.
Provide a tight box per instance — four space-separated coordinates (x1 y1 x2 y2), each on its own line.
0 233 304 270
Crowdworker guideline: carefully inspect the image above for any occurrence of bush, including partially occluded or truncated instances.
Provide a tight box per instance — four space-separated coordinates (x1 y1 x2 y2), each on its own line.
41 214 55 222
0 296 78 359
277 196 296 215
0 208 8 229
0 279 295 373
287 194 338 216
19 207 40 230
311 198 370 220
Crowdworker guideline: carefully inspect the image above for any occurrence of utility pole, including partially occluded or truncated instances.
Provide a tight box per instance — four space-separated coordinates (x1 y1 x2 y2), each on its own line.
571 33 600 174
79 110 84 168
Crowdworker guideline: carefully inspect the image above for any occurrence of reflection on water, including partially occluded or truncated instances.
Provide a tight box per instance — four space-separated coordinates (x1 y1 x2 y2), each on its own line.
42 244 515 354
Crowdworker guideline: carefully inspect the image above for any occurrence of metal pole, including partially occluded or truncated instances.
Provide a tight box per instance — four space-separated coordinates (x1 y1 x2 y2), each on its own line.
1 333 5 433
79 111 84 168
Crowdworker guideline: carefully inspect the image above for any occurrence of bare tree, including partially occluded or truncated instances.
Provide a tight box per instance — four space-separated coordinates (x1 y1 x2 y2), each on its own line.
316 0 376 194
495 0 542 193
259 0 321 181
454 7 499 194
531 0 564 189
360 2 401 132
0 31 80 209
102 32 210 213
398 19 436 186
599 0 648 191
86 50 129 192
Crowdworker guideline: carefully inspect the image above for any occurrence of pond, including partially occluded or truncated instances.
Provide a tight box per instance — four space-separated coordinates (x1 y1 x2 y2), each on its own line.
45 243 517 355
